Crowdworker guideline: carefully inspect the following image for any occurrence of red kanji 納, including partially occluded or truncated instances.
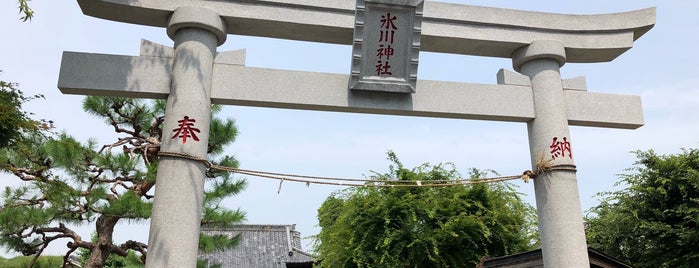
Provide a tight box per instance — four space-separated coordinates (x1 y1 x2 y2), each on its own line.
550 136 572 159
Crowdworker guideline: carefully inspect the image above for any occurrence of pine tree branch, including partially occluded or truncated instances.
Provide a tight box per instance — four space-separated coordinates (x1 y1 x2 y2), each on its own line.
131 105 145 135
62 246 80 268
99 136 160 165
108 101 142 137
110 180 131 197
133 180 155 199
28 223 85 267
86 165 105 193
118 240 148 263
35 224 82 241
99 137 137 154
3 196 47 209
8 166 51 183
149 116 165 139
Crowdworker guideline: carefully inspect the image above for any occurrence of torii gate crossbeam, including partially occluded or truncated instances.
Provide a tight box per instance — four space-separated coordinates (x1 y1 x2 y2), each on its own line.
59 44 644 129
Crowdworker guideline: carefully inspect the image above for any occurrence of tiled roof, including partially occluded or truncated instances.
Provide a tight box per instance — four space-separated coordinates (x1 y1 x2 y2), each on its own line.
199 224 316 268
478 247 634 268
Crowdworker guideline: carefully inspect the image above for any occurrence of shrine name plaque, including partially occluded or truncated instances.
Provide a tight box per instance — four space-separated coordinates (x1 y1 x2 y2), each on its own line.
350 0 423 93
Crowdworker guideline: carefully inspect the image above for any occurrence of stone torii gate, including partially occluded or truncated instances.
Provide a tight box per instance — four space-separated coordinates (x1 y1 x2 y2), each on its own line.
58 0 655 267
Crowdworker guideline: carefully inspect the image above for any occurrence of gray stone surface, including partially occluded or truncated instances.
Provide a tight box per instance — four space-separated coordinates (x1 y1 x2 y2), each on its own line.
167 6 227 46
145 7 223 268
514 40 589 267
562 76 587 91
77 0 655 63
58 49 644 129
349 0 423 93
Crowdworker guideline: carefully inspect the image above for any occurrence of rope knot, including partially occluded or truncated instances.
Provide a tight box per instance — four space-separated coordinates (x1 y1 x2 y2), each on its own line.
521 170 534 183
521 164 578 183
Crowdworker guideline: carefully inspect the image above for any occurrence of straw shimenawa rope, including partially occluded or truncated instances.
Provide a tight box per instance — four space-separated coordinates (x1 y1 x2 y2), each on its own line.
157 151 575 188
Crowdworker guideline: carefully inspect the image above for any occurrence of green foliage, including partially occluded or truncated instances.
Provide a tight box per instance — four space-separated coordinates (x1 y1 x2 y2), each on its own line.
198 154 246 260
0 255 65 267
585 149 699 268
100 250 145 268
197 259 222 268
314 152 538 268
208 115 238 155
0 76 46 148
101 191 152 219
198 232 241 254
0 96 246 266
104 251 145 268
17 0 34 21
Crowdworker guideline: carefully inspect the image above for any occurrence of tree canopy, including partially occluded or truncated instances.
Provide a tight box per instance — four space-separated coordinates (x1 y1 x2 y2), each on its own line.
0 75 49 148
314 152 538 268
585 148 699 268
0 97 246 267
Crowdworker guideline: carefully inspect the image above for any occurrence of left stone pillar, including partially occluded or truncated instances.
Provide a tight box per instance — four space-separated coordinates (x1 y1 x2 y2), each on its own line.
146 7 226 268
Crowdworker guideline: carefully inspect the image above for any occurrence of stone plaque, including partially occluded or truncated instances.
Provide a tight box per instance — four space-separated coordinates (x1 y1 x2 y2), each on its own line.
350 0 423 93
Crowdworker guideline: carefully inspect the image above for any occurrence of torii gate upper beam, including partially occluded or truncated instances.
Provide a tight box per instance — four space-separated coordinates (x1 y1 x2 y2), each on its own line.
77 0 655 63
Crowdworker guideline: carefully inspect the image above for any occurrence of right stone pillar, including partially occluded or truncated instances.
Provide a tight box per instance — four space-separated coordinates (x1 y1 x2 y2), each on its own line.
513 40 590 267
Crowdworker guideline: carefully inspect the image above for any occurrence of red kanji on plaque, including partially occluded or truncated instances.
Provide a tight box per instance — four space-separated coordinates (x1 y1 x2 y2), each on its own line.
375 11 399 76
376 60 393 75
379 12 397 43
550 137 572 159
171 116 200 144
376 44 395 60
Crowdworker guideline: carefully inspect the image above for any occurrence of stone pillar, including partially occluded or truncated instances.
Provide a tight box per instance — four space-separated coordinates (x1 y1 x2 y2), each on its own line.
513 40 590 267
146 7 226 268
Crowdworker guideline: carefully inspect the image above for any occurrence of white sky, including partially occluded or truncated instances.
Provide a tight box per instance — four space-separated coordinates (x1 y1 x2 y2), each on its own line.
1 0 698 258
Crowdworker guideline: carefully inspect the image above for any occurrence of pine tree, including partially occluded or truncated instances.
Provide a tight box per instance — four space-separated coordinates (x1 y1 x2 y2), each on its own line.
0 96 246 267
